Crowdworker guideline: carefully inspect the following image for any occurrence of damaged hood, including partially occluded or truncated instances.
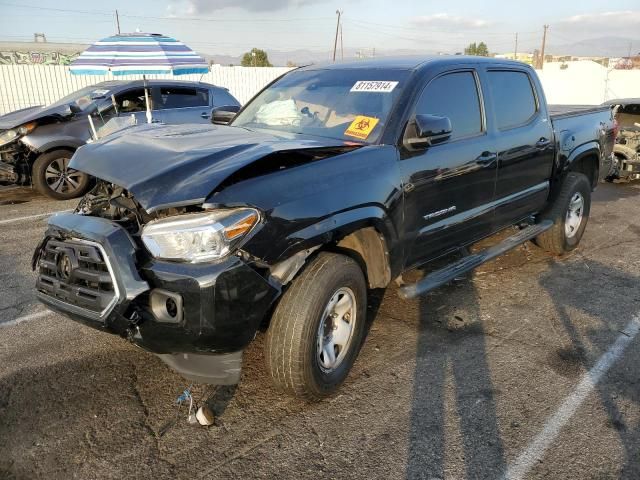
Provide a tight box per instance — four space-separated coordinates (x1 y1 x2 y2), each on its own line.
0 104 72 130
70 123 350 212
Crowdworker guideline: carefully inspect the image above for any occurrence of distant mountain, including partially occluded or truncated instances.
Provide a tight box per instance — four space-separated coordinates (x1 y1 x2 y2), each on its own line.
545 36 640 58
173 36 640 67
203 47 442 67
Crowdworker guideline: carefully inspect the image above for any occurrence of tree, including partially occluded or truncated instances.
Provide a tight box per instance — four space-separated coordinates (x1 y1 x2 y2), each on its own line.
464 42 478 55
241 48 272 67
464 42 490 57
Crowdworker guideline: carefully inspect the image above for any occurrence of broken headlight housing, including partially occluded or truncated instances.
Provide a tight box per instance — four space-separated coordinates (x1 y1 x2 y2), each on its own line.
141 208 260 263
0 122 36 147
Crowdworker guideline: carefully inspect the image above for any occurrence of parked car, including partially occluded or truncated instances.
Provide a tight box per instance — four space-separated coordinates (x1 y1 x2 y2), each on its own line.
0 80 240 199
600 98 640 181
33 56 615 400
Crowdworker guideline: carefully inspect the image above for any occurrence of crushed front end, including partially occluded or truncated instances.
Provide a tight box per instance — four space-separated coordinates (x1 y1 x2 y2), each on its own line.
33 182 280 384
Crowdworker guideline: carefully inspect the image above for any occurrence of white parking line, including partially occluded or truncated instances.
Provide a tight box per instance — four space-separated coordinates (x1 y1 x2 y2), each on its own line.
0 310 51 328
503 315 640 480
0 209 72 226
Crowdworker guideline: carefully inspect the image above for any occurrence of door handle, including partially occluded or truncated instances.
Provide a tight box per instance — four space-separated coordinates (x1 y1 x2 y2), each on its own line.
201 112 210 119
536 137 551 148
476 151 497 166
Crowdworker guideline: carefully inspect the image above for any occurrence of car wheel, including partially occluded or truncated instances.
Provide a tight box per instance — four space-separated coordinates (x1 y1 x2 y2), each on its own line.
264 252 367 401
32 150 91 200
535 172 591 255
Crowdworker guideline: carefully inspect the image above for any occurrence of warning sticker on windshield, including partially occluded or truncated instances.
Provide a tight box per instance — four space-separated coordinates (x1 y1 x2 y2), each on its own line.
350 81 398 93
344 116 380 139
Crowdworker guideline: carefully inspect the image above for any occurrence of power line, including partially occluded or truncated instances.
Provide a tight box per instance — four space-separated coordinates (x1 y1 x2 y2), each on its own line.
346 18 539 37
0 1 334 23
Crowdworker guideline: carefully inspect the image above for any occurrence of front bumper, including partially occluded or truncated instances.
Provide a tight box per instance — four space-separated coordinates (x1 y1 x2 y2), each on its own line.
34 213 280 383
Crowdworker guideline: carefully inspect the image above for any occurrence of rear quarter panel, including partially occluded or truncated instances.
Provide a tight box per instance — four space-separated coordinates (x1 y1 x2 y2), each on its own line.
551 108 615 186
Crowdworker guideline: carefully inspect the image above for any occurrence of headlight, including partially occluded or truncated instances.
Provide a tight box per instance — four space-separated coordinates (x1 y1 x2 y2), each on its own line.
141 208 260 263
0 122 36 147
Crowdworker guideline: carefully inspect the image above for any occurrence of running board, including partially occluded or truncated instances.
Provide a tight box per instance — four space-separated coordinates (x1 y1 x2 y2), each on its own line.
398 220 553 300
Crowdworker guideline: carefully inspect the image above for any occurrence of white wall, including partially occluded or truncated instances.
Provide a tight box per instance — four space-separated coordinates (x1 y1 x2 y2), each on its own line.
0 64 293 115
1 62 639 115
535 61 640 105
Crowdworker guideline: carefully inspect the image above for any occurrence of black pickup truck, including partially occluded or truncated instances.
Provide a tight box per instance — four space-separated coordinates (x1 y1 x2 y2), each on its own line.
33 57 615 400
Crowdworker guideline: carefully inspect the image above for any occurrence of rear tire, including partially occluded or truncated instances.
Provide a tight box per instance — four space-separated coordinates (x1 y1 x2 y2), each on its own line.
264 252 367 401
535 172 591 255
33 150 91 200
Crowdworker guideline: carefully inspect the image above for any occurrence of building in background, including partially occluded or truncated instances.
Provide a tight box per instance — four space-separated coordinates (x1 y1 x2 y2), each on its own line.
0 41 86 65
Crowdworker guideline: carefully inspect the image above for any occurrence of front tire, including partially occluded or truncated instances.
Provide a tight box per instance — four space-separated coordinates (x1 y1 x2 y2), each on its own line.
535 172 591 255
264 252 367 401
32 150 91 200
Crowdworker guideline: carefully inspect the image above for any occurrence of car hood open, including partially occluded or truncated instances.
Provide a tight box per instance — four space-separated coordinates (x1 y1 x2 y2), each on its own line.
70 123 354 213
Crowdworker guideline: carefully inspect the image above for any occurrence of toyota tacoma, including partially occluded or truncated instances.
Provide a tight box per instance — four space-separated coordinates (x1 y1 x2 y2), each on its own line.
33 57 615 400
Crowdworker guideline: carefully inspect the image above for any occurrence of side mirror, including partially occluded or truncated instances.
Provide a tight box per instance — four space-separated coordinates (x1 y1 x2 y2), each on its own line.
405 114 452 149
212 105 241 125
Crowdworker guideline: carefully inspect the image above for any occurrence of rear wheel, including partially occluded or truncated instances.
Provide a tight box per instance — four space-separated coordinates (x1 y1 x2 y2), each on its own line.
32 150 91 200
264 252 367 401
535 172 591 255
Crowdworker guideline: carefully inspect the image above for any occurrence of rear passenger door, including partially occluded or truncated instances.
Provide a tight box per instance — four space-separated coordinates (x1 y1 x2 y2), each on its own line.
153 86 212 124
482 69 554 228
400 69 498 269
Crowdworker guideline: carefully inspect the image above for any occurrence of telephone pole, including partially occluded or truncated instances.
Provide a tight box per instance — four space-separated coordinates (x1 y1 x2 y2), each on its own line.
514 32 518 60
115 9 121 34
539 25 549 69
333 10 342 62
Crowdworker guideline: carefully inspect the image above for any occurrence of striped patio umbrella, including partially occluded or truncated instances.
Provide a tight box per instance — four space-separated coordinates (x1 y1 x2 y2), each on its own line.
69 32 209 124
69 32 209 76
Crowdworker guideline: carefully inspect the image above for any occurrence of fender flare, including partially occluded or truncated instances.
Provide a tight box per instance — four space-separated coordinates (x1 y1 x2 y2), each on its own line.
274 205 400 279
554 141 601 190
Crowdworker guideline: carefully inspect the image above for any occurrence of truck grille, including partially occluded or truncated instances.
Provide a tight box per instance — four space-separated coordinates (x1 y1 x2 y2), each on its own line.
36 238 118 318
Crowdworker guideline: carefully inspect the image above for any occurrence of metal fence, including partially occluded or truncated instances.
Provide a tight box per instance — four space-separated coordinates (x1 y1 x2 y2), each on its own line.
0 64 293 115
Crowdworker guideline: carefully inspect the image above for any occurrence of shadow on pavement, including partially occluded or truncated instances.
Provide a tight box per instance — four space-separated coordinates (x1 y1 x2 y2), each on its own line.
540 259 640 479
405 260 507 479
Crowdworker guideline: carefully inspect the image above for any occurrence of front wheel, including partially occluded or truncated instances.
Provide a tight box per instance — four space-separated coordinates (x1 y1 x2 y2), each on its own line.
264 252 367 401
535 172 591 255
32 150 91 200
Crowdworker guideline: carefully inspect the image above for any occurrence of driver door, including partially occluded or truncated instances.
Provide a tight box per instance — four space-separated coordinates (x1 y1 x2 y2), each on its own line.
400 69 498 269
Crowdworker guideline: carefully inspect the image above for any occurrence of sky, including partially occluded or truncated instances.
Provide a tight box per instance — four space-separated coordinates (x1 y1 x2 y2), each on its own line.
0 0 638 57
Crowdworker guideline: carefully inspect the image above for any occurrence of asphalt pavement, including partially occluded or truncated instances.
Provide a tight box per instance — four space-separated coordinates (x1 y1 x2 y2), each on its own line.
0 183 639 479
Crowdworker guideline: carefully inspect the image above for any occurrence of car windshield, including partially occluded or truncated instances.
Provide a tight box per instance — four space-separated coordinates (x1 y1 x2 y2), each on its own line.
232 68 410 143
49 85 112 112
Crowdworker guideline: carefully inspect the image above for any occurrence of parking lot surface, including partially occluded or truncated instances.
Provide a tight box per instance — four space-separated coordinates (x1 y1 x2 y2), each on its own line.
1 183 639 479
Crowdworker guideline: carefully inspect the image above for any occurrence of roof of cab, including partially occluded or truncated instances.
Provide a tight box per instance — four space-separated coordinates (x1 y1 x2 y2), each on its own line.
299 55 528 71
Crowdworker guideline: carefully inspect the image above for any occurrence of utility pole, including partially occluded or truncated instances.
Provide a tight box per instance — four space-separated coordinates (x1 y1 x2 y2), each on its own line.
333 10 342 62
539 25 549 69
340 22 344 60
115 10 121 34
514 32 518 60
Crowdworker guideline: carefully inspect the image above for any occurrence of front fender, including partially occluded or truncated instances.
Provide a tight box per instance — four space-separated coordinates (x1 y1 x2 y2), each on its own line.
21 134 85 154
277 205 399 261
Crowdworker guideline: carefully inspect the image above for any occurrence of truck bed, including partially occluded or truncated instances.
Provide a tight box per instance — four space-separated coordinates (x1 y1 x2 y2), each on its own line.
548 104 611 119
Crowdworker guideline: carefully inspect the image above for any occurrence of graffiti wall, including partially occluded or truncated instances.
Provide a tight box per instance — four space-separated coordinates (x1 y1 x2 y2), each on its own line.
0 51 80 65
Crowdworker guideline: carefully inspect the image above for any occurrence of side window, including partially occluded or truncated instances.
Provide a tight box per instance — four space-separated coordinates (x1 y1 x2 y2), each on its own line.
414 71 483 140
158 87 208 109
487 71 537 129
114 88 148 113
212 89 239 107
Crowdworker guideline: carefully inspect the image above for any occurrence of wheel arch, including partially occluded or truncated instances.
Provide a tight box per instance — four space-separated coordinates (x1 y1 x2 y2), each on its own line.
270 206 398 290
564 143 600 189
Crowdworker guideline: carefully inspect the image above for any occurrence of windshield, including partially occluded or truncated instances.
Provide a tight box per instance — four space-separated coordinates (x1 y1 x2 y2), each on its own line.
232 68 410 143
49 85 112 112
